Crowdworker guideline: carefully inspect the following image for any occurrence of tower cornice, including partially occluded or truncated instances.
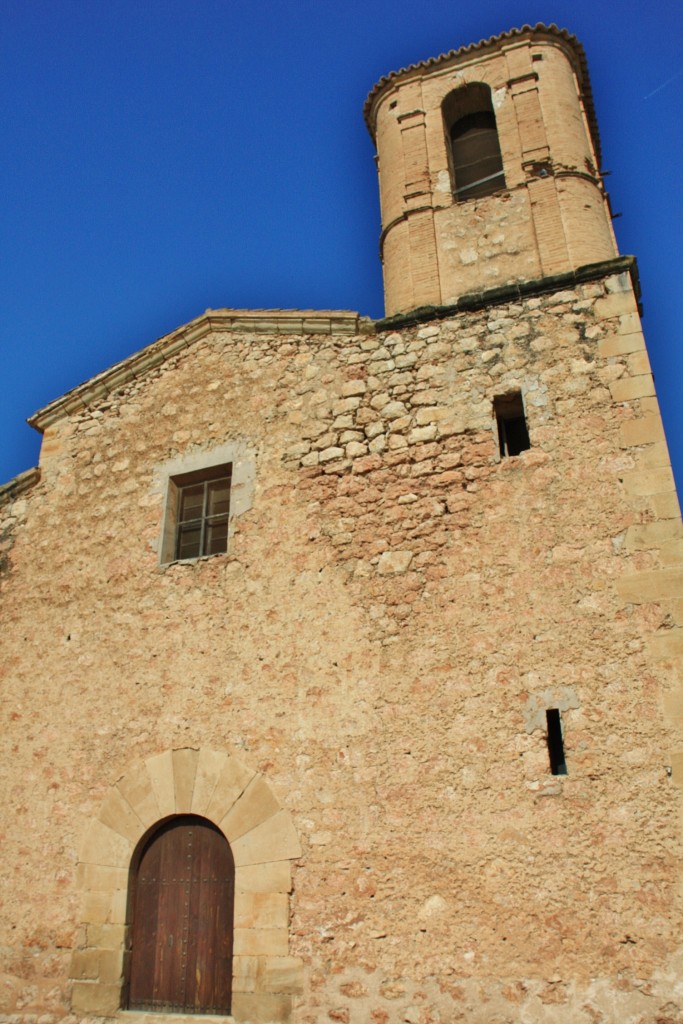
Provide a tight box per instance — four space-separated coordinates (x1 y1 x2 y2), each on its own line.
363 23 602 166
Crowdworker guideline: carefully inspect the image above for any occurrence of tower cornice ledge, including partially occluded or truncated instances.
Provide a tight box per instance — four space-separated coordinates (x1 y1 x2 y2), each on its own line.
375 255 641 330
363 23 601 166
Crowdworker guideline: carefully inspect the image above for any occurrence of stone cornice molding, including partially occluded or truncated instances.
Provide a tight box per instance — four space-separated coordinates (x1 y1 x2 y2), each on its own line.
376 255 641 330
0 466 41 507
28 309 373 433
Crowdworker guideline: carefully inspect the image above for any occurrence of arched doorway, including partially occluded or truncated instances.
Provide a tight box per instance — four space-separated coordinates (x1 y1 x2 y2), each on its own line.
127 815 234 1014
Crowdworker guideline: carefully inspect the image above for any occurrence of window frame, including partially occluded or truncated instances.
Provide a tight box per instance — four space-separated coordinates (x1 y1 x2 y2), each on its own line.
160 462 232 565
173 464 232 562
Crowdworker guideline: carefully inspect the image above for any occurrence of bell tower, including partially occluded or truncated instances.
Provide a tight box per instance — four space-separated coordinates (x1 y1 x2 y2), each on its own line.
364 24 619 316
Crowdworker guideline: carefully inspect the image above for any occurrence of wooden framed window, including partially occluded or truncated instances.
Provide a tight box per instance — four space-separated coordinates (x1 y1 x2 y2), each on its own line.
443 83 505 201
161 463 231 563
126 815 235 1015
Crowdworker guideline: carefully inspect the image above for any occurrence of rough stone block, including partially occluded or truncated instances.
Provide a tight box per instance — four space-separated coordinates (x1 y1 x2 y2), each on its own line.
622 467 675 497
220 774 281 843
70 981 121 1015
231 809 302 867
145 750 177 817
619 416 666 448
98 787 144 844
236 860 292 894
191 747 229 815
231 991 292 1024
598 331 645 358
233 927 289 956
234 892 289 930
624 520 683 551
205 756 255 823
79 820 132 869
377 550 414 575
341 379 367 397
616 567 683 604
172 747 200 812
319 446 344 462
408 425 437 443
609 374 655 403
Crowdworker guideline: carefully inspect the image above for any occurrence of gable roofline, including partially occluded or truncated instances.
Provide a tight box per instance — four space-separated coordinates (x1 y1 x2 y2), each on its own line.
28 308 373 434
0 466 41 508
363 23 602 166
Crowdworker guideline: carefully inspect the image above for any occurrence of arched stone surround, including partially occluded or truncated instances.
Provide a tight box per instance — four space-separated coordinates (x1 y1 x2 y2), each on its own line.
70 747 303 1023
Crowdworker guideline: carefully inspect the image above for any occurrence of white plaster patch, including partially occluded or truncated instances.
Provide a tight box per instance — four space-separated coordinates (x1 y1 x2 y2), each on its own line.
492 86 507 110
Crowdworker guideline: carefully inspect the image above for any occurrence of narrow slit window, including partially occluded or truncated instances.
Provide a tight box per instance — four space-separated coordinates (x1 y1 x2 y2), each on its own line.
546 708 567 775
494 392 530 458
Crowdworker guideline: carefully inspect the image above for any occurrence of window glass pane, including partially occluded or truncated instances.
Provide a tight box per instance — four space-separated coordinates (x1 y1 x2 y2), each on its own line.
177 523 202 560
169 466 232 562
207 479 230 518
206 520 228 556
179 484 205 524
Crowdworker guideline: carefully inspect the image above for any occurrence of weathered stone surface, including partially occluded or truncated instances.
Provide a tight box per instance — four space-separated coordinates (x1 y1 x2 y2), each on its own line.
376 550 414 574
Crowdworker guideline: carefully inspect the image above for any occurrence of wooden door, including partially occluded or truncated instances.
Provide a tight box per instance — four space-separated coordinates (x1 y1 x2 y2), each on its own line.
128 816 234 1014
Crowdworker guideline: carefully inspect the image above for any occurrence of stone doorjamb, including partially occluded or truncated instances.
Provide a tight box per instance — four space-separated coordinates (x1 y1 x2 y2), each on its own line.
70 747 303 1023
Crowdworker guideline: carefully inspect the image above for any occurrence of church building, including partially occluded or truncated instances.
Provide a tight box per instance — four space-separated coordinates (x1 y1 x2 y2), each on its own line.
2 23 682 1024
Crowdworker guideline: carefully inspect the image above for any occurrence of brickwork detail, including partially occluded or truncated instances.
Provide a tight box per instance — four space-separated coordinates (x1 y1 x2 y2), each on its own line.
367 28 618 314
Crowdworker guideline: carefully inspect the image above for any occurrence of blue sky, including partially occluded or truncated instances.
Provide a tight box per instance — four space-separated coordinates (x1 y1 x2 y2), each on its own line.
2 1 682 497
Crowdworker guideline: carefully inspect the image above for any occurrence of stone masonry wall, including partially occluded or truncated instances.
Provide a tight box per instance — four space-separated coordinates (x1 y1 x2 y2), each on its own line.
1 268 683 1024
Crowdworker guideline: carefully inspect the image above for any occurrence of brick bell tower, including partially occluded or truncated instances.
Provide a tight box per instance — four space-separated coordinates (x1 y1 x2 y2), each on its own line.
364 24 619 316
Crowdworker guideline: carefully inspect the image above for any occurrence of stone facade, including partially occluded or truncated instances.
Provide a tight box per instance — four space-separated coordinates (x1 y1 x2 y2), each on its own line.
2 24 683 1024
